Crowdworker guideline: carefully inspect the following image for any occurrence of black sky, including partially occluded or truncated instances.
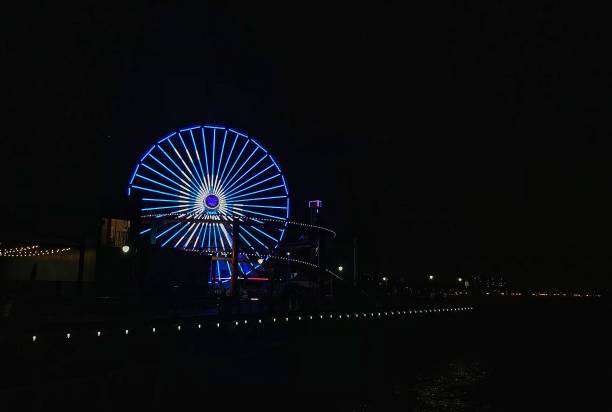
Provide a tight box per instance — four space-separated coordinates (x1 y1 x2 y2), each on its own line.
2 2 612 289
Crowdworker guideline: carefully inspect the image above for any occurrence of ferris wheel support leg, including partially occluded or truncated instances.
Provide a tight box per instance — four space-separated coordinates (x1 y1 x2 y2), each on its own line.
230 221 240 298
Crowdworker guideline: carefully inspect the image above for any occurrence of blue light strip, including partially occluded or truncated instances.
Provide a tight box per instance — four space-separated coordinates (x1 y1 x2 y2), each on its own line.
219 223 232 250
175 223 196 248
190 129 209 192
140 163 199 197
241 226 268 249
225 173 281 199
135 174 194 199
157 131 177 144
139 228 151 235
140 144 156 162
149 154 199 194
142 197 190 203
229 184 286 200
156 222 181 239
223 154 269 194
129 164 141 185
141 205 188 211
215 129 228 192
232 204 287 209
162 223 190 247
215 224 226 251
202 223 209 249
220 146 259 193
168 137 201 190
218 139 249 190
223 163 274 196
269 155 281 172
131 185 182 198
249 225 278 242
238 232 257 252
232 207 285 220
194 223 205 249
179 132 206 189
228 195 287 202
201 128 211 187
211 128 216 190
217 132 239 190
157 145 194 186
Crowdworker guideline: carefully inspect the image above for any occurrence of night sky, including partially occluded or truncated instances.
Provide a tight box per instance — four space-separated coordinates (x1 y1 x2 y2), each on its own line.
3 3 611 289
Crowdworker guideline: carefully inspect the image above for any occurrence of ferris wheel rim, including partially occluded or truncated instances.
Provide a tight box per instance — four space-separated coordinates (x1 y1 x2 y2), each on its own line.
128 124 289 276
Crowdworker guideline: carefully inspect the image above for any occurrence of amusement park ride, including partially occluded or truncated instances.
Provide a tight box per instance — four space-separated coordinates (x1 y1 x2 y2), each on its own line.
128 124 340 297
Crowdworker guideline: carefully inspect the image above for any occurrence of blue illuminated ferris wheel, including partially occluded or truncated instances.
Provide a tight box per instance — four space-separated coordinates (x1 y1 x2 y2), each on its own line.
128 125 289 280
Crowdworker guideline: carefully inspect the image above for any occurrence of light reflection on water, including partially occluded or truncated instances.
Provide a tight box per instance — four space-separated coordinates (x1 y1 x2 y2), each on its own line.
413 360 491 411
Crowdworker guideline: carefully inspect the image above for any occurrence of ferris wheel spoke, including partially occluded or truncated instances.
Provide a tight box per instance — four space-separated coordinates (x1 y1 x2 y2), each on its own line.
183 222 201 249
189 130 210 192
140 163 200 197
148 154 200 195
193 223 205 249
212 221 219 251
228 184 286 201
219 223 232 251
241 226 269 250
200 128 212 189
215 224 227 251
248 225 279 243
174 222 196 248
157 145 199 191
229 195 287 203
232 204 287 209
223 154 268 194
214 129 228 191
217 132 239 192
155 222 182 239
218 139 249 190
238 232 258 254
161 223 190 246
225 173 281 200
141 204 190 212
167 138 204 192
201 223 210 249
223 163 274 196
178 132 207 191
220 147 259 194
135 173 197 199
131 185 191 200
210 128 217 191
232 206 285 220
142 197 191 204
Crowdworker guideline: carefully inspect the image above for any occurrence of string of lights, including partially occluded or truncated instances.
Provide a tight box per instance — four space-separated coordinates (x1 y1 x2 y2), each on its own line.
25 306 476 343
175 248 344 280
0 245 39 255
0 246 71 258
139 212 337 237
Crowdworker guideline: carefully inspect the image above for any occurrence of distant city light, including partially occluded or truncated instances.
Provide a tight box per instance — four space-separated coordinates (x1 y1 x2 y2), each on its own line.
257 258 264 265
337 266 343 272
382 276 388 281
458 277 463 282
121 245 130 253
428 275 434 280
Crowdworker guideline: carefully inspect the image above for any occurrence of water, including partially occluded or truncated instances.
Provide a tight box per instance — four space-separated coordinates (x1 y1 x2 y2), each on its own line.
1 298 608 410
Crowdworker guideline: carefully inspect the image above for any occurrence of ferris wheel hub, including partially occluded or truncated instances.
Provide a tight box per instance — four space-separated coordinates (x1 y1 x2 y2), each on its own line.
204 194 220 209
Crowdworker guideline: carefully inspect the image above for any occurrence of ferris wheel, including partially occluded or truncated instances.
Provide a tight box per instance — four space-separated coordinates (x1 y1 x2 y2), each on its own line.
128 125 289 280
